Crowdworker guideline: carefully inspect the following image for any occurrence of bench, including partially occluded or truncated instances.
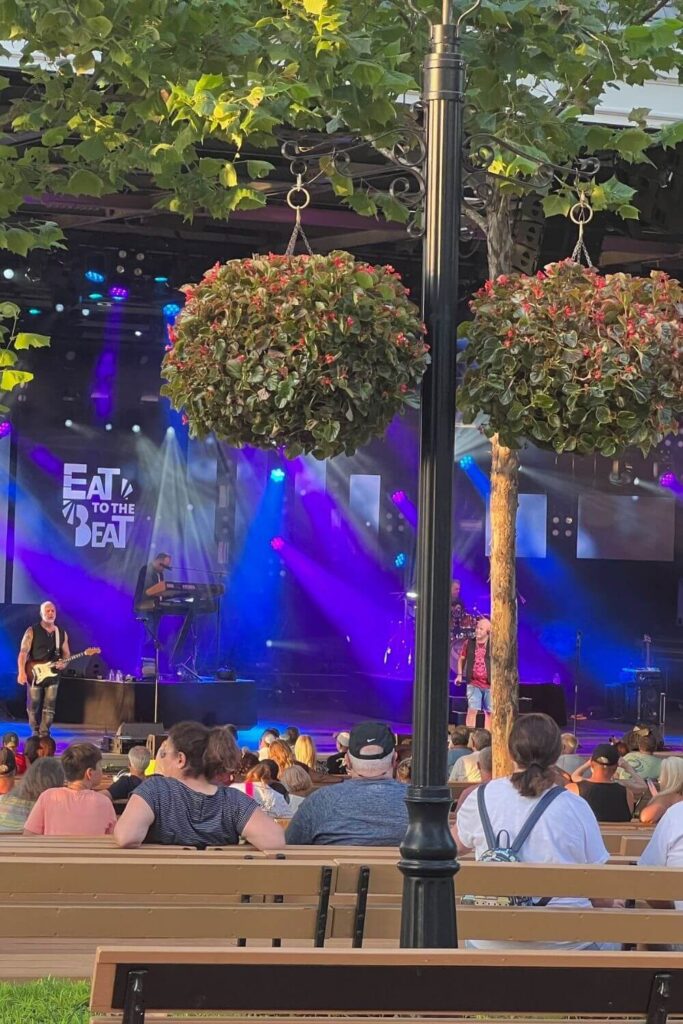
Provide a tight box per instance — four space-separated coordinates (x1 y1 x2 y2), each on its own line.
90 946 683 1024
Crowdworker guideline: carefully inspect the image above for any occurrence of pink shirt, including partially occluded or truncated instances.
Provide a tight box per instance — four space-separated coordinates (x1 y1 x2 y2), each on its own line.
24 787 116 836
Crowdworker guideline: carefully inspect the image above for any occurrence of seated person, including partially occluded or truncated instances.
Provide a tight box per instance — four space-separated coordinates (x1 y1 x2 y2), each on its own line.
447 726 470 774
2 733 26 775
114 720 285 849
281 764 314 812
0 758 64 832
567 743 646 822
454 713 615 950
231 762 294 818
617 732 662 782
22 736 43 768
449 728 491 783
326 732 350 775
24 742 117 836
638 801 683 949
0 749 16 795
640 758 683 825
108 745 151 802
555 733 584 775
454 746 493 813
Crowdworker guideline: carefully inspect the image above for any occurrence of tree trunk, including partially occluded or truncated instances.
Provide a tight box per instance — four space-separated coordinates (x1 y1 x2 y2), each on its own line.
486 191 518 778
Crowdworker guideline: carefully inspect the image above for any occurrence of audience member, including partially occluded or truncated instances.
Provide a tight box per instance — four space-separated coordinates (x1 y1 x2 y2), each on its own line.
326 731 350 775
0 748 16 795
640 758 683 825
114 721 285 849
294 734 317 771
23 735 43 767
617 732 662 781
0 758 64 832
2 733 26 775
447 726 470 773
454 746 493 814
231 762 293 818
281 764 314 812
281 727 300 747
286 721 407 846
223 724 239 741
567 744 646 821
639 803 683 943
108 746 152 802
454 713 613 950
260 757 291 798
396 757 412 783
449 728 491 783
24 742 116 836
268 739 296 777
39 736 56 757
258 729 280 761
240 751 259 775
555 733 584 775
205 728 241 787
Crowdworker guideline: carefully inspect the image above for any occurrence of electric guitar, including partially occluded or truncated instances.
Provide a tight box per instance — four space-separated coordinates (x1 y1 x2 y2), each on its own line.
27 647 101 686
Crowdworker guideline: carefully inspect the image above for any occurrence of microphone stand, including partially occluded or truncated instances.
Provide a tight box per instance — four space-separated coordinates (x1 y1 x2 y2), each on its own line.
572 631 582 737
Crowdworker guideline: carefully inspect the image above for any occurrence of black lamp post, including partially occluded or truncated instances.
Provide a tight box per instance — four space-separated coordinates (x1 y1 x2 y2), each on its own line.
398 1 467 948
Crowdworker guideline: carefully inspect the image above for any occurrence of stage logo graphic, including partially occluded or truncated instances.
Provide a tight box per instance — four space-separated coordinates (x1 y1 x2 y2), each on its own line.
62 463 136 549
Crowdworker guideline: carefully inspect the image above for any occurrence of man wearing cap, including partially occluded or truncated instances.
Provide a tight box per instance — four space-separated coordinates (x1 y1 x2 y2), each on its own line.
286 721 407 846
325 731 350 776
567 743 647 822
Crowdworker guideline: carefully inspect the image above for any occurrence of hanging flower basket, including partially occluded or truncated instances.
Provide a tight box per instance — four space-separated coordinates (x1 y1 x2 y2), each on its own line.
161 251 429 459
459 260 683 457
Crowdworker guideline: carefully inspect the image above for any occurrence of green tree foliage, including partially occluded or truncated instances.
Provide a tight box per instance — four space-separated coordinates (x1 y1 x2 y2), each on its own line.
0 0 681 253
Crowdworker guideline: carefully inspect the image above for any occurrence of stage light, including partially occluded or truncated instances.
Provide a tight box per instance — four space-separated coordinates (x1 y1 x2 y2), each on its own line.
154 276 169 283
270 467 286 483
109 285 129 301
394 552 407 568
84 270 105 283
406 590 418 600
88 292 104 300
2 268 14 280
660 472 676 488
459 455 474 469
633 477 640 487
105 423 113 431
391 490 405 504
27 308 41 316
136 252 145 261
64 418 73 428
163 302 181 319
54 303 65 313
134 330 142 337
131 424 141 433
118 250 127 258
0 422 10 439
270 536 285 551
81 308 91 317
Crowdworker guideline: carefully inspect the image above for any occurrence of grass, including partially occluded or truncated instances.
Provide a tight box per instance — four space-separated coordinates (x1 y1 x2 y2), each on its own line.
0 978 90 1024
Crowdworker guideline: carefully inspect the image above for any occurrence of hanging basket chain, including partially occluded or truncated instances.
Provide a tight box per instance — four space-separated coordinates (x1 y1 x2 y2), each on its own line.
569 191 594 268
285 173 314 256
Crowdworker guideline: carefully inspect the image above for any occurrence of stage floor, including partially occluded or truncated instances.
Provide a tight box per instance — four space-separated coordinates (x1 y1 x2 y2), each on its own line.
2 708 683 757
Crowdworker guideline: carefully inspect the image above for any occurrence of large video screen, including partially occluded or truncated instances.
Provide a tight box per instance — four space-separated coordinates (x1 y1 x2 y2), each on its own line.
577 494 675 561
486 493 547 559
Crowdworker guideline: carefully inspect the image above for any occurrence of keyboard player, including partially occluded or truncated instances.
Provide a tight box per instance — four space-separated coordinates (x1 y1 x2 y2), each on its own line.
134 552 173 614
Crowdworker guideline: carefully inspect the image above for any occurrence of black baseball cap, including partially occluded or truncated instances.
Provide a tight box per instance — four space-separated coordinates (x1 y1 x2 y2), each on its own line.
591 743 619 767
348 721 396 759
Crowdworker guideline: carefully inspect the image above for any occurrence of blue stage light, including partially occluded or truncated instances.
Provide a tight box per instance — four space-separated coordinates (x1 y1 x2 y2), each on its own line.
88 292 104 300
459 455 474 470
154 276 169 283
27 308 41 316
270 467 286 483
85 270 105 283
394 552 407 568
163 302 181 320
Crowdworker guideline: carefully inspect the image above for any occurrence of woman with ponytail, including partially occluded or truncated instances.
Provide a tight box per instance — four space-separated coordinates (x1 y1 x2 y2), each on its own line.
454 713 614 950
114 721 285 849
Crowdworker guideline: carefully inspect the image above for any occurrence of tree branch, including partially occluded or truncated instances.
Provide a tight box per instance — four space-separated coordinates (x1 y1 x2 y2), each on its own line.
463 204 487 234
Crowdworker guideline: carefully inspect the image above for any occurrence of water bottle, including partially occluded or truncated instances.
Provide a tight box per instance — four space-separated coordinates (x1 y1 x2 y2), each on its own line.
115 669 123 682
108 669 115 681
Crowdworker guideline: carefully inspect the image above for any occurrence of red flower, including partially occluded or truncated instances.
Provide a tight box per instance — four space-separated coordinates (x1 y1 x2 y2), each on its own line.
592 370 602 380
323 354 336 364
582 347 590 357
563 306 573 317
399 383 408 393
496 275 509 285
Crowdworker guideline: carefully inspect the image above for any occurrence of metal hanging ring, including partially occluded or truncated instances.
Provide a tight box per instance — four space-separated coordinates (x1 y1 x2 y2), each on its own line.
569 199 594 225
286 187 311 211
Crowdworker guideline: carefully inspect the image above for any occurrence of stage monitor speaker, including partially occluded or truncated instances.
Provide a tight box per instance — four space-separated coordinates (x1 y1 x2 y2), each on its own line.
147 733 167 756
113 722 164 754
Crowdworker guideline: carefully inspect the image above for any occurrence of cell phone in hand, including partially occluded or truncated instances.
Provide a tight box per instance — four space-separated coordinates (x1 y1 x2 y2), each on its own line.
646 778 658 796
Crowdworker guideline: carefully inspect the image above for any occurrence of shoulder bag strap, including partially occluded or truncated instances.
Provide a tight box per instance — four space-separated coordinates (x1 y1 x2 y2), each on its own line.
510 785 564 856
476 783 497 850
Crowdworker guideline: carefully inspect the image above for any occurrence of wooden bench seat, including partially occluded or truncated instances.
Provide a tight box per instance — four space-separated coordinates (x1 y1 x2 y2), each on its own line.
89 947 683 1024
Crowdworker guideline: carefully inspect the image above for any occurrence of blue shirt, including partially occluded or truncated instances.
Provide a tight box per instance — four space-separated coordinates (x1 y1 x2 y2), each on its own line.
285 778 408 846
135 775 257 847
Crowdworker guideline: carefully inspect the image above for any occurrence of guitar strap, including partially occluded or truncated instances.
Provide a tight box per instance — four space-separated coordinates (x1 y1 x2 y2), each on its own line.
54 626 61 661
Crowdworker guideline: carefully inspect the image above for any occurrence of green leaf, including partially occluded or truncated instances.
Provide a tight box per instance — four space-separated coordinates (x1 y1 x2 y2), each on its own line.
615 127 654 163
0 302 20 318
14 332 51 350
660 122 683 150
246 160 275 180
303 0 326 13
542 194 572 218
219 162 238 188
64 169 106 196
595 406 611 424
355 271 374 289
0 369 33 390
4 228 33 257
86 15 113 37
616 204 640 220
0 350 17 366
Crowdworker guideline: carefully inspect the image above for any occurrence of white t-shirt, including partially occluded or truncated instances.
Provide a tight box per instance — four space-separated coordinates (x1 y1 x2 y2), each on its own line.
638 801 683 910
456 777 609 949
450 751 481 782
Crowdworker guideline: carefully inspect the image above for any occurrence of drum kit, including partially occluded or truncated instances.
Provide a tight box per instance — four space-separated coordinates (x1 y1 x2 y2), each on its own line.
381 592 482 674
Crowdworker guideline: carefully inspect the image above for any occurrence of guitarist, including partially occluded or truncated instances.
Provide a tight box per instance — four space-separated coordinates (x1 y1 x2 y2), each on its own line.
17 602 70 738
